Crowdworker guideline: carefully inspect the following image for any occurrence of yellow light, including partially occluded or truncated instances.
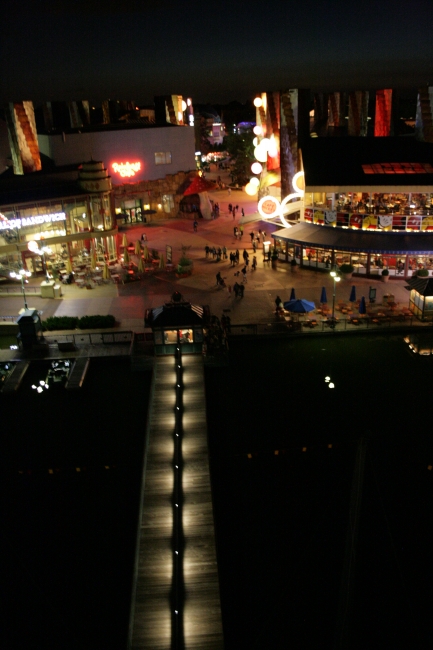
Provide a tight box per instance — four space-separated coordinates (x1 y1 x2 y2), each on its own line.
254 145 267 163
181 100 187 111
251 162 262 174
260 137 270 151
253 125 262 136
253 97 263 107
245 182 258 196
249 177 260 187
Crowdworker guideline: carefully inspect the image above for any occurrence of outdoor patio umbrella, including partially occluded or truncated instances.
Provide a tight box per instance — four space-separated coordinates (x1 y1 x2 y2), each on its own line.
134 240 142 255
349 285 356 303
289 287 296 301
102 264 110 280
123 248 130 265
159 254 166 269
121 233 128 248
359 296 367 315
137 256 144 273
283 298 316 313
320 286 328 304
143 245 150 261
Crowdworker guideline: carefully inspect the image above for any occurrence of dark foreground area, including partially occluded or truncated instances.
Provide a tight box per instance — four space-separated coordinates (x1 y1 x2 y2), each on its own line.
206 334 433 649
0 334 432 649
0 358 150 650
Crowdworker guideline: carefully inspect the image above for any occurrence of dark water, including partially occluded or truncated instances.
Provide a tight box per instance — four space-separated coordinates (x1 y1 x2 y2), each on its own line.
0 358 150 650
1 337 432 649
205 335 433 649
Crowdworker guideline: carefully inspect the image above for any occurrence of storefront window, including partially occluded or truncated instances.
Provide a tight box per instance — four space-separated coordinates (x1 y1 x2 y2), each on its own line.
162 194 174 214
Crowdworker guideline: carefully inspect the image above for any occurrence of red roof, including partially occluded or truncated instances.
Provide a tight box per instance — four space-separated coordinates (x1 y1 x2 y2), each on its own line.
183 175 216 195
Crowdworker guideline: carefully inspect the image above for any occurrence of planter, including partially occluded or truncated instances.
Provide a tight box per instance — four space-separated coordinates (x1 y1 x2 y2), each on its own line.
177 263 193 276
382 275 389 282
271 258 278 269
341 273 353 281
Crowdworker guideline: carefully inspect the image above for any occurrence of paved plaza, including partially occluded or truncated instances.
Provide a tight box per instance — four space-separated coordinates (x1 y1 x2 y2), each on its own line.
0 181 415 331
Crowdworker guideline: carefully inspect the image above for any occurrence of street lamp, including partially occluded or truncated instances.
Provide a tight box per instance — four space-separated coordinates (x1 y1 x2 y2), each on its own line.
28 240 52 281
10 268 31 310
330 267 341 328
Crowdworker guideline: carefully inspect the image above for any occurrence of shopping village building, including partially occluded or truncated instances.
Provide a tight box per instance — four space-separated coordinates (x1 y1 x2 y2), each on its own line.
252 88 433 280
0 98 196 275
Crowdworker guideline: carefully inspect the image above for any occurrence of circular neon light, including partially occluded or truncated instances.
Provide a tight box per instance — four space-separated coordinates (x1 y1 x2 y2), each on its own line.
251 162 262 174
253 97 263 107
253 125 262 136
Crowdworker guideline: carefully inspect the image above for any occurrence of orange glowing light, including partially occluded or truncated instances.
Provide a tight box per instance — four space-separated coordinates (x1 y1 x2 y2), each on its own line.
112 161 141 177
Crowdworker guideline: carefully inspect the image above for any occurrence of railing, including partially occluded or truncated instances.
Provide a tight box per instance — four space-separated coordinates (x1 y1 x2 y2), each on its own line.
0 285 40 294
304 207 433 233
43 331 133 346
228 315 422 338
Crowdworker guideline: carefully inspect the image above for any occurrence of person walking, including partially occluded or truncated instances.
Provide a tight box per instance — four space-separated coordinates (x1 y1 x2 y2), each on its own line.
252 255 257 271
250 231 255 243
239 283 245 298
193 220 198 232
275 295 282 313
241 207 245 217
205 245 210 258
239 224 244 238
222 245 227 260
228 187 231 196
228 203 233 214
252 239 257 253
234 226 238 238
235 249 240 265
241 265 247 282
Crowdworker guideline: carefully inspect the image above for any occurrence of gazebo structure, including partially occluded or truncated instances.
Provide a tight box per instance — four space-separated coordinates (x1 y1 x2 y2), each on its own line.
145 293 209 354
405 276 433 321
180 174 216 220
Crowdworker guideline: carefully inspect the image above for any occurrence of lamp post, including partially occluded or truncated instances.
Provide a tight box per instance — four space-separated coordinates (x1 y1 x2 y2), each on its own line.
10 269 31 310
330 267 341 328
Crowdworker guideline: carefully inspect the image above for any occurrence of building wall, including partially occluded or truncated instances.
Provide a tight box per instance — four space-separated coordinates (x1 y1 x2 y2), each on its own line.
38 126 196 183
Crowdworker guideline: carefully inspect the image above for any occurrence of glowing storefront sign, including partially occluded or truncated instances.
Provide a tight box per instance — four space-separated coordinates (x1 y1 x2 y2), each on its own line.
112 162 141 178
0 212 66 230
362 162 433 174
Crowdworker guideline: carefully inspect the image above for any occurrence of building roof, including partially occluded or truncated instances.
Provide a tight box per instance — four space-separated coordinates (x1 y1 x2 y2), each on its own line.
0 165 87 207
302 137 433 191
405 277 433 295
273 222 433 254
36 120 181 136
151 303 204 327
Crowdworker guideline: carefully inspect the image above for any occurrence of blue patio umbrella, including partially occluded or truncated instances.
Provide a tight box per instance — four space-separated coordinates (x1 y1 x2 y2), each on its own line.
359 296 367 315
283 298 316 313
290 287 296 301
320 286 327 304
349 285 356 303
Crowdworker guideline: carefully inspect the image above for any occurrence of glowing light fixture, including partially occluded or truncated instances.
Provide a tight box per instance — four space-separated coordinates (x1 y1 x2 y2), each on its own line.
251 162 262 174
253 97 263 107
253 125 262 136
260 137 270 151
253 137 258 147
254 145 267 163
249 177 260 187
245 183 258 196
181 100 187 112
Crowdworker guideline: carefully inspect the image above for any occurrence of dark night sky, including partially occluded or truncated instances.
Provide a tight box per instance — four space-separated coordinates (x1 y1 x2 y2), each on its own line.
1 0 433 106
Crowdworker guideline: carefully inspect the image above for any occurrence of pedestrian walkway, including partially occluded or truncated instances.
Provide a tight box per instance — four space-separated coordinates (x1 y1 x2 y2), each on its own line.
129 354 223 649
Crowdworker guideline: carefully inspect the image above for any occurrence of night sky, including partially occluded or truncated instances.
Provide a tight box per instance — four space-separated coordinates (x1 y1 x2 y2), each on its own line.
1 0 433 105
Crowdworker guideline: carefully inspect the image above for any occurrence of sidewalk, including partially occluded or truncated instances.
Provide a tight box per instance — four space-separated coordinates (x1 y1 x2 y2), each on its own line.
0 200 415 331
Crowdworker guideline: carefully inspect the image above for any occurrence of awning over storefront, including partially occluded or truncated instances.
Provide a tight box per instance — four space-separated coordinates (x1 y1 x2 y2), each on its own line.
272 222 433 255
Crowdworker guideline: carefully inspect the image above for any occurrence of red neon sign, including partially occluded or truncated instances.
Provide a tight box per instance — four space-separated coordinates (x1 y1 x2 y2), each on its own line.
112 161 141 178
